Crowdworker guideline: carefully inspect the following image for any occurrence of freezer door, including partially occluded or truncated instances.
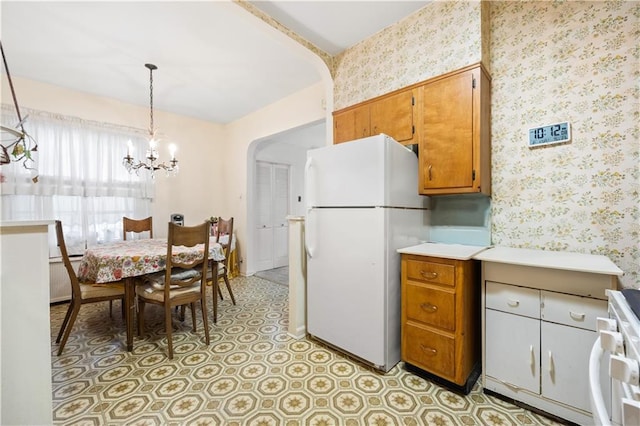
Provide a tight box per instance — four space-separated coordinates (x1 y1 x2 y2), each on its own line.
306 207 389 369
305 134 424 209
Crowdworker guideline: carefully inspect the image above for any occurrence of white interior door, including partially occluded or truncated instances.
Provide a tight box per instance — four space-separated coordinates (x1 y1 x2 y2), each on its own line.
255 161 290 272
273 165 289 268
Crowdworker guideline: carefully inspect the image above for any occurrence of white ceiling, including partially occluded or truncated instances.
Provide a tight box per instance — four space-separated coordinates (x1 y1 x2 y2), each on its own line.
1 1 428 124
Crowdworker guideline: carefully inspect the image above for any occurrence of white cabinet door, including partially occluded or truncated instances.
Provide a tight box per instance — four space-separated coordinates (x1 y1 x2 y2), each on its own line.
541 322 603 412
485 309 540 393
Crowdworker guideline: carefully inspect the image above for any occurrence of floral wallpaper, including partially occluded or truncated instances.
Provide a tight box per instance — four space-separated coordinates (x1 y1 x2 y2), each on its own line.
489 1 638 288
333 0 639 288
333 1 483 110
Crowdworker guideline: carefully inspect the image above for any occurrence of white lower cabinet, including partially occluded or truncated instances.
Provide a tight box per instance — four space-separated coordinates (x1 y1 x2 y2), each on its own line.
485 309 540 394
476 247 622 425
541 321 597 412
485 282 607 418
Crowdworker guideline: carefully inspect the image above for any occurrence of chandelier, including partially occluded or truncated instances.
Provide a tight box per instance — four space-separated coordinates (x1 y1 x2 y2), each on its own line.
0 40 39 183
123 63 178 177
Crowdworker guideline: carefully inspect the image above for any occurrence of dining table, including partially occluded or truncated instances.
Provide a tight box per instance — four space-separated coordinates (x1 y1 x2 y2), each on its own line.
77 237 225 352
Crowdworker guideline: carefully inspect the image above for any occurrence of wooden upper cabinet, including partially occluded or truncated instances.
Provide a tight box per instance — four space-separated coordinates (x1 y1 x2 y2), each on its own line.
370 89 417 144
418 64 491 196
333 88 417 145
333 104 370 144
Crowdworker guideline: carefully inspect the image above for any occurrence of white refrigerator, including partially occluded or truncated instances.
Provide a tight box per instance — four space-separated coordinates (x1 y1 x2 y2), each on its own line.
305 134 428 372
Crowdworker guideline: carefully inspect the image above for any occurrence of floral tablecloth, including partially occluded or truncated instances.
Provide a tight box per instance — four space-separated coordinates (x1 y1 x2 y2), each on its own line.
77 238 225 284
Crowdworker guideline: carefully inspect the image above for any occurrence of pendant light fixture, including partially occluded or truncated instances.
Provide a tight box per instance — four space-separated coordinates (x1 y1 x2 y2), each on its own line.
123 63 178 177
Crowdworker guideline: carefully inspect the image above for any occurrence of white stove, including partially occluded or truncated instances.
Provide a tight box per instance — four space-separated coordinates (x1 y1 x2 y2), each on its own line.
590 289 640 425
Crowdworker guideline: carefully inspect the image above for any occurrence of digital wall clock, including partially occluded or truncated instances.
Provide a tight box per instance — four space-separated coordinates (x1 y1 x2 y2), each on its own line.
527 121 571 148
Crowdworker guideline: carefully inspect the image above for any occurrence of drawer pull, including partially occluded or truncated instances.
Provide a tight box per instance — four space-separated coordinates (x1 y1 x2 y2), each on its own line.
420 344 437 356
507 299 520 308
420 270 438 280
569 311 586 321
420 303 438 313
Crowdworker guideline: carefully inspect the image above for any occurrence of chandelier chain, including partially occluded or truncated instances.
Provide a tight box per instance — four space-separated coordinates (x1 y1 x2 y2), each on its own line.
149 66 154 136
123 63 177 178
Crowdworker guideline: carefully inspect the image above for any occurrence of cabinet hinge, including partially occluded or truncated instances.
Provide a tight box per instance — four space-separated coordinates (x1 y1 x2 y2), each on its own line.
472 76 476 89
472 170 476 180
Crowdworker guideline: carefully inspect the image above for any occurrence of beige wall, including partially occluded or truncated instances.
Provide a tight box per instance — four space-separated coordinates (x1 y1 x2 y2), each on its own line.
224 82 328 275
333 0 639 288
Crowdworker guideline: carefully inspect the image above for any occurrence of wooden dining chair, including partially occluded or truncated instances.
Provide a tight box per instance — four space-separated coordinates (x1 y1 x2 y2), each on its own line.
54 220 125 356
136 221 211 359
208 216 236 306
123 216 153 240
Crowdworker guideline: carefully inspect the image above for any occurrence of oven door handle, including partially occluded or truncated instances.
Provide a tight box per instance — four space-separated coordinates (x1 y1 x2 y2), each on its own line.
589 336 612 426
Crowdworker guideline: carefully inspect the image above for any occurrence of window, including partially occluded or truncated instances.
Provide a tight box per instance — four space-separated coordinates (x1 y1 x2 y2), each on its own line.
1 105 153 256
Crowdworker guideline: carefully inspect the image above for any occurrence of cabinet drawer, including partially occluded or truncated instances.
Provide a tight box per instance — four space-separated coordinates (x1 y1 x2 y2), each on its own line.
405 283 455 331
485 281 540 319
406 259 455 287
541 291 607 331
404 323 455 379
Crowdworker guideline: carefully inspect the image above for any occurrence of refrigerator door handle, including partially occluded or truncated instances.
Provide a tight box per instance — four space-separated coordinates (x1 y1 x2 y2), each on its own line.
305 156 315 210
305 208 315 258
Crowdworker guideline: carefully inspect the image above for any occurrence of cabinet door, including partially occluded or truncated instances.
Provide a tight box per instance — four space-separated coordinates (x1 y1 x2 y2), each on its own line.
370 89 416 144
541 322 604 412
333 105 370 144
419 69 475 194
485 309 540 394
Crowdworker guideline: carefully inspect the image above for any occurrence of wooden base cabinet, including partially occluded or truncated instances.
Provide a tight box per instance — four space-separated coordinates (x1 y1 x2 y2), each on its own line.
476 247 623 425
400 254 480 393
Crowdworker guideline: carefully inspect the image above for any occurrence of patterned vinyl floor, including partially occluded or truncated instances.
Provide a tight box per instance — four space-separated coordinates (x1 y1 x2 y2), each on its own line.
50 275 566 425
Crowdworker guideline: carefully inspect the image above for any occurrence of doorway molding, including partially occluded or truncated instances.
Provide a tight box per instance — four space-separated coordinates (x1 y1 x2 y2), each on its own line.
245 120 326 276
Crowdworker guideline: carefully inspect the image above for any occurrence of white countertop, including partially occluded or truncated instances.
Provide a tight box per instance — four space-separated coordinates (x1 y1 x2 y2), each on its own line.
397 242 490 260
473 246 623 276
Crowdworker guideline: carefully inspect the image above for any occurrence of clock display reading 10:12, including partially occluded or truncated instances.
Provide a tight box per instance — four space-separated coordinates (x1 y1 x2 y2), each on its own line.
528 121 571 147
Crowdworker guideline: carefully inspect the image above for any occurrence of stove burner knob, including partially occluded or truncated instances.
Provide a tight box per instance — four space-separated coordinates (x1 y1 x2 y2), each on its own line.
597 317 618 332
601 330 625 354
610 354 640 386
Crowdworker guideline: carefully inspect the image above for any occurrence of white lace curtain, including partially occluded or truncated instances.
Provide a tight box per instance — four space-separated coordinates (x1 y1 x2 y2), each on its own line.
1 104 154 255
